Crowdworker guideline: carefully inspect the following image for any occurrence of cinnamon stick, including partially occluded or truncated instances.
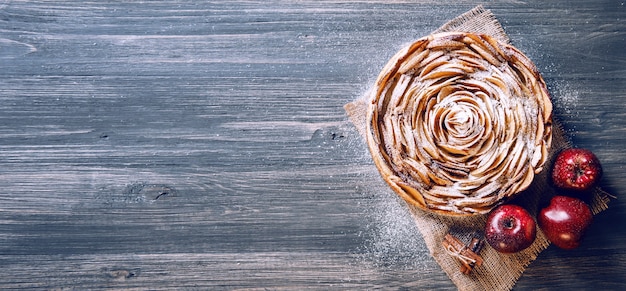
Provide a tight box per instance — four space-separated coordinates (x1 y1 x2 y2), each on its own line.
443 233 484 274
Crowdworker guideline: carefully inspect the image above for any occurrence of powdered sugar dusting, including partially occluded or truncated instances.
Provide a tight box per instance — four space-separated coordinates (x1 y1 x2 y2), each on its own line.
551 81 580 115
361 186 431 269
548 80 582 138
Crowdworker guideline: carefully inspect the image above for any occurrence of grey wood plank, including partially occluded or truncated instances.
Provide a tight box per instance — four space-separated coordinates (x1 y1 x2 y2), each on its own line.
0 0 624 290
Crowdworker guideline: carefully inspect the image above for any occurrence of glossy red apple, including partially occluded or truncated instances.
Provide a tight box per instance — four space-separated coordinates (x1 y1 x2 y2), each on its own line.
538 195 593 250
485 204 536 253
551 148 602 192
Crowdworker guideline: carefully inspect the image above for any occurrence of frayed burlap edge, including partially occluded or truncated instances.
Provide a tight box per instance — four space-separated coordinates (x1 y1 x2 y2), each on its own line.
344 5 611 291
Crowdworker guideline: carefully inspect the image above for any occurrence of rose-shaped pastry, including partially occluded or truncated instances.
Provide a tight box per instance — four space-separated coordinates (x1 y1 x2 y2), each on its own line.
366 32 552 216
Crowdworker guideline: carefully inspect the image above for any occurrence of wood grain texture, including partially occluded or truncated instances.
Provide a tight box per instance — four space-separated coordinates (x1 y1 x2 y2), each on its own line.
0 1 624 290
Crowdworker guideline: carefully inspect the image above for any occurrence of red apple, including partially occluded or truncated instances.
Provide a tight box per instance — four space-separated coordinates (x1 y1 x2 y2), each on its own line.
538 196 593 250
551 148 602 192
485 204 537 253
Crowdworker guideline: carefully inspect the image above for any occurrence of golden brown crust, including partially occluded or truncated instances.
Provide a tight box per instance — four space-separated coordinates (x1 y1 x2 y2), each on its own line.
366 32 553 216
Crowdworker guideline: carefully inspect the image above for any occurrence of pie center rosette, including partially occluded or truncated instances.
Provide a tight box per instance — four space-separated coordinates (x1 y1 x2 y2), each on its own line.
366 32 553 216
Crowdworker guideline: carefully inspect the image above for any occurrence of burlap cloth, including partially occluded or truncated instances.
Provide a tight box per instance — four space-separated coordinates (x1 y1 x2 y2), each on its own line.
344 5 612 291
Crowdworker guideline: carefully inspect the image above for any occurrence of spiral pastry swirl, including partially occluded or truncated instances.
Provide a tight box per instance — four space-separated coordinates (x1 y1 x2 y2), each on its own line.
366 32 552 216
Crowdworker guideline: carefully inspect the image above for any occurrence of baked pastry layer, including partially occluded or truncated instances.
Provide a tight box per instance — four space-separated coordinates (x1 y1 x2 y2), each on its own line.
366 32 553 216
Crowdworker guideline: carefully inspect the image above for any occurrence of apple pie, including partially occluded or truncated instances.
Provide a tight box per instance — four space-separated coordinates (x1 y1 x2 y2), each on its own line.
366 32 553 216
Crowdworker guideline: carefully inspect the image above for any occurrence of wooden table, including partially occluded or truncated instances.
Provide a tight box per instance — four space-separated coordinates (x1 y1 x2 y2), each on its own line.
1 1 624 290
